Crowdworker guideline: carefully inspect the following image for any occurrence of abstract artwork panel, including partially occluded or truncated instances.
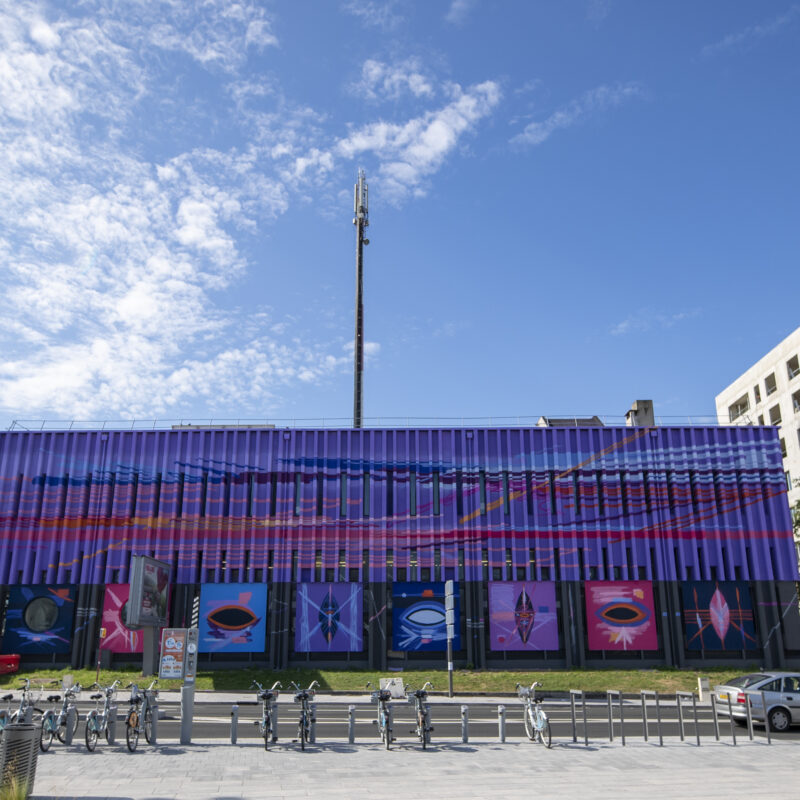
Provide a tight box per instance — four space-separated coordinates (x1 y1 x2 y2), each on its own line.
682 581 757 651
1 586 76 654
199 583 268 653
585 581 659 651
392 582 460 652
294 583 363 652
488 581 559 651
776 582 800 650
99 584 143 653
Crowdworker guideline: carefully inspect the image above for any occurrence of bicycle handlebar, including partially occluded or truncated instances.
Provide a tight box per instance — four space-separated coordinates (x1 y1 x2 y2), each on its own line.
421 681 434 691
270 681 282 691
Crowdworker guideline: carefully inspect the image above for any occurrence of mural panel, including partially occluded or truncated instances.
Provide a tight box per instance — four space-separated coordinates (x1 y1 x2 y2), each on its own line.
585 581 659 651
1 586 76 654
294 583 363 652
198 583 268 653
682 581 757 651
392 582 459 652
99 584 142 653
488 581 559 651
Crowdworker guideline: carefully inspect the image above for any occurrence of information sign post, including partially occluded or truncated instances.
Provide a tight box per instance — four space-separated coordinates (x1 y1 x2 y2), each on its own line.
445 580 455 698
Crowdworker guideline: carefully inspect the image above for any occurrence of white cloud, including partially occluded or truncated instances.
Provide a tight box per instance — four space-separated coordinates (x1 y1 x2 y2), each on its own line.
511 82 643 147
445 0 477 25
350 58 435 102
702 5 799 57
610 308 700 336
337 80 501 199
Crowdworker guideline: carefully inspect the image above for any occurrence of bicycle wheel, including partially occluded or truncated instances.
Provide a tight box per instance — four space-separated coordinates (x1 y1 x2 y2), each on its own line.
523 706 535 741
417 711 426 750
263 712 271 751
85 713 98 752
535 709 552 749
299 713 306 751
39 711 55 752
126 709 139 752
143 708 153 745
384 710 391 750
56 710 78 743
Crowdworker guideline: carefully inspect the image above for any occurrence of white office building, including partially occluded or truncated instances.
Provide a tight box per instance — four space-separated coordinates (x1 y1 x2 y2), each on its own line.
715 326 800 531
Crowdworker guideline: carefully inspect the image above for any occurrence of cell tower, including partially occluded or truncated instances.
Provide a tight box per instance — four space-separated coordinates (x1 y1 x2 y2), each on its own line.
353 169 369 428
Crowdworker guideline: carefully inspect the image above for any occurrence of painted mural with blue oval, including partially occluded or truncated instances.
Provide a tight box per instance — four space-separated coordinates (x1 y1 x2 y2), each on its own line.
392 582 460 652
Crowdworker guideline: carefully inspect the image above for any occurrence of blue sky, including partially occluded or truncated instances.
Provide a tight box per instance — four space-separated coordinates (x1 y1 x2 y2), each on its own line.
0 1 798 426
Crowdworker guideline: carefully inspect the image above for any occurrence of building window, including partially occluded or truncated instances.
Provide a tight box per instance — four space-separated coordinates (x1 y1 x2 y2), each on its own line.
793 390 800 414
432 471 440 516
780 438 787 458
728 393 749 422
363 472 370 518
765 372 777 396
294 473 301 516
753 384 761 404
409 470 417 517
758 415 765 425
769 404 782 426
502 471 510 515
786 471 792 491
340 473 347 518
788 355 800 380
478 471 486 514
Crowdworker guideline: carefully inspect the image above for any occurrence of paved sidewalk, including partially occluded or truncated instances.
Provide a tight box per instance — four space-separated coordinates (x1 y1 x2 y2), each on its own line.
31 737 797 800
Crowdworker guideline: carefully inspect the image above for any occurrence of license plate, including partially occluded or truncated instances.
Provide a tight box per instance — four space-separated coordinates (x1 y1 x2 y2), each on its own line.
718 693 728 701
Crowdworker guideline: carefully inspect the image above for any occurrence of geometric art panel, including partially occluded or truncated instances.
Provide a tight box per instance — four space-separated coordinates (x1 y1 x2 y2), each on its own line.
585 581 659 651
488 581 559 651
294 583 363 652
682 581 757 651
198 583 268 653
392 582 460 652
99 584 143 653
1 586 76 654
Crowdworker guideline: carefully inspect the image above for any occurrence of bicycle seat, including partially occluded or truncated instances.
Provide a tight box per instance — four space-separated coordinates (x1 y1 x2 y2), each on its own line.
1 694 12 702
378 691 392 702
413 690 428 698
47 695 61 703
90 693 102 700
129 696 142 704
258 691 275 701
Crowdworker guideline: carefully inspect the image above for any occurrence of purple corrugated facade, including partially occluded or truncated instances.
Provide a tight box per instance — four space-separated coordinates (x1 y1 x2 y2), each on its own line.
0 424 795 587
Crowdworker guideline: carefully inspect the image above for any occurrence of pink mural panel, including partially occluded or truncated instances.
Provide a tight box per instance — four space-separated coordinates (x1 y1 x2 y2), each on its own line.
585 581 659 651
99 584 143 653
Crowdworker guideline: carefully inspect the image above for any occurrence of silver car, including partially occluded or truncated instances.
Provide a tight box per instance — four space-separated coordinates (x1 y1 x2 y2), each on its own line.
714 672 800 732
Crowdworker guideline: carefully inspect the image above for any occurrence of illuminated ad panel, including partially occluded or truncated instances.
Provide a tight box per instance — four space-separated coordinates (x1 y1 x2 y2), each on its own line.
99 585 143 653
198 583 268 653
294 583 363 652
392 582 460 652
585 581 659 651
488 581 559 651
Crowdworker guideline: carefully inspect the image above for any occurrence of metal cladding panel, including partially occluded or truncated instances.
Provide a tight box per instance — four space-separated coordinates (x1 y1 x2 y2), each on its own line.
0 425 795 585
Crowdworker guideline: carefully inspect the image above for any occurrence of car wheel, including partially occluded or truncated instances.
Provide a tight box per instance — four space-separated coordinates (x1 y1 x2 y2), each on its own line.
768 707 791 733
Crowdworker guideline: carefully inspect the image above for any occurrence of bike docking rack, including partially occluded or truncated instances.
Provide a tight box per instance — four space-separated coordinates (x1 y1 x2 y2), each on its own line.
570 690 589 746
606 691 625 746
675 691 701 746
640 690 663 746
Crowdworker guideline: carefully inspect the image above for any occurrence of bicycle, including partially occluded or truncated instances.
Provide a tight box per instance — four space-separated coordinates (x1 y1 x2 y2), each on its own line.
291 680 318 751
517 681 551 748
406 681 434 750
0 691 14 736
125 679 158 752
251 680 281 750
366 681 394 749
85 680 121 752
40 681 82 751
11 679 43 725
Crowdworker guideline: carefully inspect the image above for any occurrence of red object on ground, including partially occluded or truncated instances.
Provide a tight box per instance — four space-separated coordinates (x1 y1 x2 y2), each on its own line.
0 655 20 675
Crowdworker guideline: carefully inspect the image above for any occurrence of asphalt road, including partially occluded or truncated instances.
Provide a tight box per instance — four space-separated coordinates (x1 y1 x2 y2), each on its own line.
63 698 799 748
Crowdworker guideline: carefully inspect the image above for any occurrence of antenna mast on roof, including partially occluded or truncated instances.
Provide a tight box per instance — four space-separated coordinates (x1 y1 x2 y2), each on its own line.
353 169 369 429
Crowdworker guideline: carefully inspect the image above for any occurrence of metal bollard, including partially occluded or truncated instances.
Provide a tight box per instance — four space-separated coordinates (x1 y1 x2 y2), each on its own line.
691 694 700 747
745 694 754 741
64 705 78 746
606 692 614 742
726 694 736 745
497 705 506 743
180 685 194 746
581 692 589 746
272 701 279 741
310 703 317 744
348 705 356 744
710 694 720 741
654 691 663 747
106 704 118 744
618 692 625 746
230 704 238 745
761 692 771 745
150 700 158 745
677 694 685 742
640 691 649 742
460 705 469 743
570 693 577 742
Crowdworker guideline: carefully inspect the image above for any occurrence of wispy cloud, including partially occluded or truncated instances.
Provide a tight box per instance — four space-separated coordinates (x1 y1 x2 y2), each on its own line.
702 5 799 57
610 308 701 336
511 82 643 147
337 80 501 200
340 0 403 30
445 0 477 25
349 58 435 102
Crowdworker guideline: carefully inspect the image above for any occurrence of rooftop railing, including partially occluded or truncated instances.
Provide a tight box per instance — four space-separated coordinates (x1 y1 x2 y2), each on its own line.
5 414 756 432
